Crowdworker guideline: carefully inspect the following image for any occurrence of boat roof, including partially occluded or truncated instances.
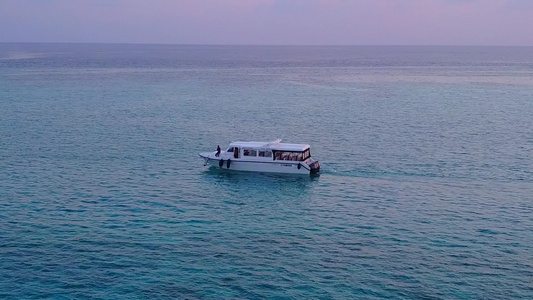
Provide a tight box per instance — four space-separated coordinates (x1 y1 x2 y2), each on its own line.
229 140 310 152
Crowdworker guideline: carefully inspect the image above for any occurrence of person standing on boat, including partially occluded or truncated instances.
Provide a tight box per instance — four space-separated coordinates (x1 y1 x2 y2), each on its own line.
215 145 221 157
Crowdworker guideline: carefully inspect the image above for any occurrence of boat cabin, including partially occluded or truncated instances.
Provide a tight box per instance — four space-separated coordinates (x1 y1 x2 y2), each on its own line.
226 141 312 162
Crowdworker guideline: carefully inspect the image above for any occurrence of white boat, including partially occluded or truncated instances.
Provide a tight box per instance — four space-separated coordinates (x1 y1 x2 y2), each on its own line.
199 139 320 175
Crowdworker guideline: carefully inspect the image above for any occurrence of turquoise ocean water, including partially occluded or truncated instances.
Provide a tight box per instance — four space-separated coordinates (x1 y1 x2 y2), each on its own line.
1 44 532 299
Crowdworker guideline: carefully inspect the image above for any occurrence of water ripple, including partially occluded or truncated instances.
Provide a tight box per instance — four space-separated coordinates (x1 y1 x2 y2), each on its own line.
1 44 532 299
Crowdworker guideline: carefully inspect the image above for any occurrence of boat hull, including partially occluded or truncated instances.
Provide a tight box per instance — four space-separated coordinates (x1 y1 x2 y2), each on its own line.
199 153 318 175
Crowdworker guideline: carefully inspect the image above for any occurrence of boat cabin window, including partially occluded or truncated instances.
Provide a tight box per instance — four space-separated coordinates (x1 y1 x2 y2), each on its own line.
227 147 234 152
273 150 309 161
243 149 257 157
258 150 272 158
302 149 311 161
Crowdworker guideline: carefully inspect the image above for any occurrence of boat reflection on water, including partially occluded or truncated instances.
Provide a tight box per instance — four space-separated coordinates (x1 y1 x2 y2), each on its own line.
201 167 319 198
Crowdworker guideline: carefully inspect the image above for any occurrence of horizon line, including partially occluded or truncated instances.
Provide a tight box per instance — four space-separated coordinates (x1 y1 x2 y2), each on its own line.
1 42 532 48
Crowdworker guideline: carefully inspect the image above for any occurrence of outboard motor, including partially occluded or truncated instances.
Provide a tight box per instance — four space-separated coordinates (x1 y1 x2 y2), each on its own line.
219 159 224 167
309 161 320 175
227 159 231 169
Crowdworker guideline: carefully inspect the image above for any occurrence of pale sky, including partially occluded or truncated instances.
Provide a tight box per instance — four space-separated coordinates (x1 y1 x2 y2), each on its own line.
1 0 532 45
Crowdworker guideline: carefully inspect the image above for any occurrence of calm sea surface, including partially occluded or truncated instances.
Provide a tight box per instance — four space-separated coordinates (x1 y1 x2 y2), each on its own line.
1 44 532 299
